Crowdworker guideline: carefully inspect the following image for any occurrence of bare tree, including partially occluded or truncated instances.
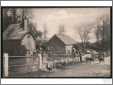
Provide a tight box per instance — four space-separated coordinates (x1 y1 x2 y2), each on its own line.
76 24 95 62
77 24 93 50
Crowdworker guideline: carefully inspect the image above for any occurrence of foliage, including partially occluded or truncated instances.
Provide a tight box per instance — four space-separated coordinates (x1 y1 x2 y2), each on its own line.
95 15 111 51
2 8 16 32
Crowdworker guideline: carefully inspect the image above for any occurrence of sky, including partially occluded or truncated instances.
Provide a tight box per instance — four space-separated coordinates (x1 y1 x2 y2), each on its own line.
29 8 110 43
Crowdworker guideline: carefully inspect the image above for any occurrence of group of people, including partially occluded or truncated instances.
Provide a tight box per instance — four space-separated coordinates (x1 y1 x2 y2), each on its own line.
72 47 105 63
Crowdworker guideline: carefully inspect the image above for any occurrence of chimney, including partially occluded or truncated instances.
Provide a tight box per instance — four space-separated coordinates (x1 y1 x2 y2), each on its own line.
24 16 28 32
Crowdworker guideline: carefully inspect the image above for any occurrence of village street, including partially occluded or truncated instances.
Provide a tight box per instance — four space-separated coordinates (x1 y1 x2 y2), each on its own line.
10 57 111 78
3 7 111 79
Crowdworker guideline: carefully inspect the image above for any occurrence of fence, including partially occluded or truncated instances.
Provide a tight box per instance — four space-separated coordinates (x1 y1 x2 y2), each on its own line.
3 53 42 77
47 50 81 64
3 51 81 77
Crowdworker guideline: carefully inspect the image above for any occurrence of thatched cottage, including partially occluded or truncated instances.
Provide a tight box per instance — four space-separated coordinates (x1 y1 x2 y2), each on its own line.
48 34 76 57
3 18 36 56
3 19 39 74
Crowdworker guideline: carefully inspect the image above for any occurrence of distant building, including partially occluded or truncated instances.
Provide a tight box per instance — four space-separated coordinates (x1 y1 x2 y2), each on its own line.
48 34 76 57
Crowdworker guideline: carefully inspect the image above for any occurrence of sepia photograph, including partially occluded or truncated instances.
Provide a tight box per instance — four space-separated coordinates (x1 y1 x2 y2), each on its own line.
1 7 112 78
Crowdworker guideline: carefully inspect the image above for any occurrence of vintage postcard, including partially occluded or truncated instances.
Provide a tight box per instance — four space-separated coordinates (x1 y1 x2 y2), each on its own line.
2 7 112 78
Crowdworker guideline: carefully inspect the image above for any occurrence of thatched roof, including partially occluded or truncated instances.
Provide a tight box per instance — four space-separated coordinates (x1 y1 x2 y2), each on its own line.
49 34 76 45
3 24 27 40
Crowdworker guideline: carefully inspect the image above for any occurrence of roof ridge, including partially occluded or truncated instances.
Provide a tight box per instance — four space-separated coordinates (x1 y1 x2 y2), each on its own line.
3 24 26 40
55 34 76 45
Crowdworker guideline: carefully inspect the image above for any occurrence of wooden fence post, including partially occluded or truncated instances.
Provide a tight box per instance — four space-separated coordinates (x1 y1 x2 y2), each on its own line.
38 53 43 70
3 53 9 77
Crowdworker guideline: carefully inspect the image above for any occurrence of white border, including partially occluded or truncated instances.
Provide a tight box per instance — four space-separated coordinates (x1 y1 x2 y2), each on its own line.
1 1 112 6
1 79 112 84
1 1 112 84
